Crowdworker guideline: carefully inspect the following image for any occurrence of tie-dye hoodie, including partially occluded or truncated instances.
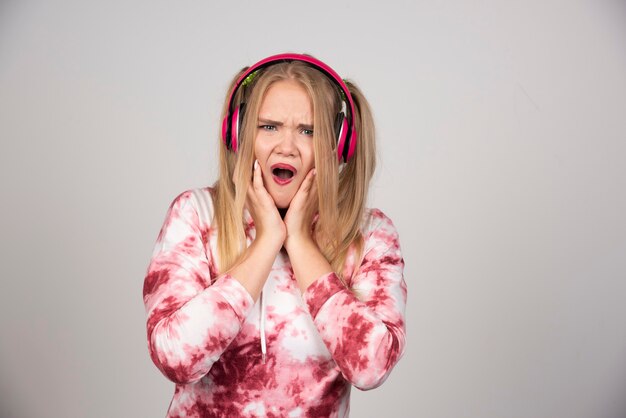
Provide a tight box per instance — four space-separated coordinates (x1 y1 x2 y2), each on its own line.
143 187 407 417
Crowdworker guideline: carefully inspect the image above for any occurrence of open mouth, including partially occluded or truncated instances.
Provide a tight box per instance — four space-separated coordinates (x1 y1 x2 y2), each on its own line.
273 168 294 179
271 163 296 185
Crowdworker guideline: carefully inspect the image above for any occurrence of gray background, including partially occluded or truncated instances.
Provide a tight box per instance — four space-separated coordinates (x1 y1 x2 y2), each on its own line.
1 0 625 417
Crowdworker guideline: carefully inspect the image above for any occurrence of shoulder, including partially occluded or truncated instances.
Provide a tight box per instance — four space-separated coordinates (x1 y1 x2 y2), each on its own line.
166 186 216 226
361 207 399 236
170 186 213 208
168 186 214 206
360 208 402 253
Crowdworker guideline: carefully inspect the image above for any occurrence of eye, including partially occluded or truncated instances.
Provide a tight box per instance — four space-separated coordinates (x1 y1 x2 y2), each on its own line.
301 128 314 136
259 125 277 131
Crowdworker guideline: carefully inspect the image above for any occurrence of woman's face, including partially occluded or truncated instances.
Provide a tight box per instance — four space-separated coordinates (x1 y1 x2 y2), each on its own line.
254 79 315 209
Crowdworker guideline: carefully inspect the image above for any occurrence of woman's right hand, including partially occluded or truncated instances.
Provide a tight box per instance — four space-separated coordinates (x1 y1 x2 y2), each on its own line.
228 159 285 300
246 159 286 251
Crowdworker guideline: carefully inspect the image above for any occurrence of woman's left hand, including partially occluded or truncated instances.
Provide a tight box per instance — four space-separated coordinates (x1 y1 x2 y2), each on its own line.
283 168 318 250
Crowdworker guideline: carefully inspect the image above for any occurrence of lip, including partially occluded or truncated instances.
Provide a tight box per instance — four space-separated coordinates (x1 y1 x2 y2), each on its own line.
270 163 297 186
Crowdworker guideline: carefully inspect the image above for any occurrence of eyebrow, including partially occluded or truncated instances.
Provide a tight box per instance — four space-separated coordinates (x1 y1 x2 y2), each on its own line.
258 118 313 131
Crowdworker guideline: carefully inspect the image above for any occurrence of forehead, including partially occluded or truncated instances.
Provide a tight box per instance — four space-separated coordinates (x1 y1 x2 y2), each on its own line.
259 80 313 116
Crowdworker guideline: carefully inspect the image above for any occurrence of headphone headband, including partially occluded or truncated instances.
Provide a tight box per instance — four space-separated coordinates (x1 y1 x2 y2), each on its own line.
222 53 358 162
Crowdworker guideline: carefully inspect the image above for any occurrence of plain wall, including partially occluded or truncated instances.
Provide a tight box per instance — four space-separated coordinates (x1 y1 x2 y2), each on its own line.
1 0 625 417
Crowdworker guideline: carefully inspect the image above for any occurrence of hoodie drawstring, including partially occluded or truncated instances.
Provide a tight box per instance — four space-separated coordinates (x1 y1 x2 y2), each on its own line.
260 289 267 364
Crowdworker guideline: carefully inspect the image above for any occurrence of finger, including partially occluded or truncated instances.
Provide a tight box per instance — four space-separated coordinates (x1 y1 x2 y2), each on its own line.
246 182 255 202
309 172 318 196
246 184 259 216
300 168 317 194
252 159 264 192
288 169 316 213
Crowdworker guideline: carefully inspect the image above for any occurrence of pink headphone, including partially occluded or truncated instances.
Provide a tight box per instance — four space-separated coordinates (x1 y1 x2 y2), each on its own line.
221 53 358 163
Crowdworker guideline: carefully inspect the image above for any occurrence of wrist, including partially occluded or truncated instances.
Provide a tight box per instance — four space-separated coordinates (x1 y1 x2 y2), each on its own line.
284 234 333 292
284 232 315 254
255 229 285 250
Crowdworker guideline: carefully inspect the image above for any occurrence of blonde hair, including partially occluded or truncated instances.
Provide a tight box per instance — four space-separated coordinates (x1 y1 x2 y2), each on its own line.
212 57 376 284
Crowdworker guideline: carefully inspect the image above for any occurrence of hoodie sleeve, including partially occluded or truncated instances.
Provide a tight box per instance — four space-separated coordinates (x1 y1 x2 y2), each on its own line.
302 209 407 390
142 190 254 384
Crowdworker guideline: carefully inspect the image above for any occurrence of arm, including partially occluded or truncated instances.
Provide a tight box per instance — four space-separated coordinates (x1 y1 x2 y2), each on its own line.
297 210 407 390
143 188 280 384
230 159 286 299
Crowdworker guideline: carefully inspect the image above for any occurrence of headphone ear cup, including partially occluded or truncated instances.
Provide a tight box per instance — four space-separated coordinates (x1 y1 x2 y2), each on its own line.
334 112 348 162
230 103 246 153
221 115 230 149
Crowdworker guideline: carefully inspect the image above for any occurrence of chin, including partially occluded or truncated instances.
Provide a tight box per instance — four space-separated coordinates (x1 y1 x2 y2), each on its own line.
273 198 291 209
271 192 295 209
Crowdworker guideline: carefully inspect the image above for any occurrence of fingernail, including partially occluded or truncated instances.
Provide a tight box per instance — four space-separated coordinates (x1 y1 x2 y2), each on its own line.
312 168 316 176
254 160 259 170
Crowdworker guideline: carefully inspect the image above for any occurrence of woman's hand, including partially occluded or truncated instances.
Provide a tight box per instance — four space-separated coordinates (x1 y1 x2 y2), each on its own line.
227 160 285 301
283 168 318 252
283 168 333 291
246 160 286 251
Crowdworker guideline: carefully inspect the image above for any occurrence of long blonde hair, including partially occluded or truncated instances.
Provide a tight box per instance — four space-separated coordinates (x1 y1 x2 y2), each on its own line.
212 57 376 283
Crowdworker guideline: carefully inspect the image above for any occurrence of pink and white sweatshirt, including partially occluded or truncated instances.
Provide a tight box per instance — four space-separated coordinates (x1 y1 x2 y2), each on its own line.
143 187 407 418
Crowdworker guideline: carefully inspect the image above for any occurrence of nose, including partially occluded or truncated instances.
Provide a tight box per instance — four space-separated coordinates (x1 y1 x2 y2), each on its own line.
275 129 297 156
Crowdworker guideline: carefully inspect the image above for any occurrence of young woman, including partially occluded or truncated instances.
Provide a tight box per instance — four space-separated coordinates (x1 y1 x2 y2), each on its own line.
143 53 407 417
